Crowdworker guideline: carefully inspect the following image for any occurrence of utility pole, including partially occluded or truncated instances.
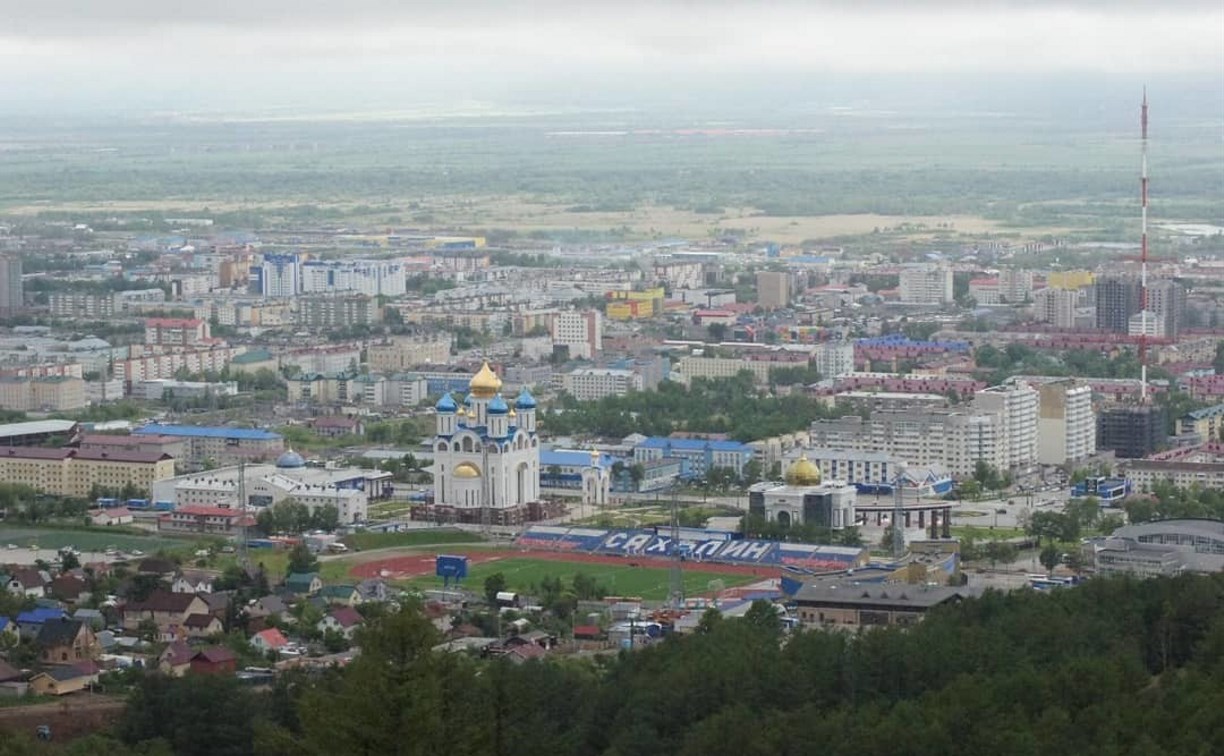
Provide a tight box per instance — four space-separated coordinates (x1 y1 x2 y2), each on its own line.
237 458 248 570
891 462 906 560
668 485 683 610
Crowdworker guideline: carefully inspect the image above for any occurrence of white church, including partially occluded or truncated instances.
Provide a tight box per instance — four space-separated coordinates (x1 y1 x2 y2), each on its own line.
431 362 542 524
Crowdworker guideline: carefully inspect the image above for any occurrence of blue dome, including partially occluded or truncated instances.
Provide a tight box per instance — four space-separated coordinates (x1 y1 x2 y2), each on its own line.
463 393 474 406
515 388 537 410
435 392 457 413
276 449 306 469
487 393 509 415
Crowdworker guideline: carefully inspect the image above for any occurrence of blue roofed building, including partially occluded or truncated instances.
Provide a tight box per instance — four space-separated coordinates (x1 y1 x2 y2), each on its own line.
134 423 284 467
633 437 755 479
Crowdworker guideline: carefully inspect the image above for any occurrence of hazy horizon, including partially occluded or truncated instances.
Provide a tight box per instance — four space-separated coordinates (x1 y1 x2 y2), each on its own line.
1 2 1221 119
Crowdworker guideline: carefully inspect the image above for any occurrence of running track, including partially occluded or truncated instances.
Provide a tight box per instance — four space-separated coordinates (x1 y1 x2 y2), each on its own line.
349 547 777 581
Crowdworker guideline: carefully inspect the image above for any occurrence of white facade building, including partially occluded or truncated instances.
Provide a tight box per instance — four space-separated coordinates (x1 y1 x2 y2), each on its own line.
552 310 602 360
808 409 1008 479
899 264 954 305
431 363 540 514
973 383 1038 470
562 368 643 401
813 341 856 380
260 254 301 298
300 260 407 297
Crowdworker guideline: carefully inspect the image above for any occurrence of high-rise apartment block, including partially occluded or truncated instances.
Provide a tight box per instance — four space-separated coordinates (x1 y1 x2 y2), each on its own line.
899 264 953 305
809 409 1008 479
1035 380 1097 465
0 256 22 315
756 272 791 308
972 384 1039 470
1098 405 1167 459
260 254 301 298
552 310 603 360
1095 275 1141 333
813 341 856 380
1033 287 1080 329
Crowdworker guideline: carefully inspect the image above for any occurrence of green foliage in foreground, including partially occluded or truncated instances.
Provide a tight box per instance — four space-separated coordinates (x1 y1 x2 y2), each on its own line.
5 574 1219 755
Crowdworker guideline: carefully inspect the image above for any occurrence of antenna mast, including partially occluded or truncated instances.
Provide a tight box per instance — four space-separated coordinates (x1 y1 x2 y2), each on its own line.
1139 89 1150 403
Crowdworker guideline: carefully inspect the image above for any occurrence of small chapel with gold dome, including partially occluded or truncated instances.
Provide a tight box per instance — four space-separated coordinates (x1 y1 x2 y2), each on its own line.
431 361 540 523
747 453 857 530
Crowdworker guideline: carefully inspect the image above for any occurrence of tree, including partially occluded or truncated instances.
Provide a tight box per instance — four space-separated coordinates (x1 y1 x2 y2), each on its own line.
119 671 258 756
982 541 1018 569
484 572 508 606
706 322 728 342
60 550 81 571
741 600 781 636
286 543 318 576
1039 543 1061 573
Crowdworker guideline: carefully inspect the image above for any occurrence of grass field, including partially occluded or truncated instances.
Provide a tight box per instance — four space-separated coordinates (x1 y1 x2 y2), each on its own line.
0 526 190 554
951 525 1027 541
342 529 485 552
400 556 758 601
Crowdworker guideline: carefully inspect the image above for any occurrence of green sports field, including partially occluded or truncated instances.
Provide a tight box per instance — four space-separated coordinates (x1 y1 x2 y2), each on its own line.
0 526 189 555
401 556 759 601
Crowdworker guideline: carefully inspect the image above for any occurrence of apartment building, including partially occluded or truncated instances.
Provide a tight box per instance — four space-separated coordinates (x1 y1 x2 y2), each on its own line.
1033 287 1081 329
0 446 175 498
300 259 406 297
899 264 953 305
132 424 284 466
562 368 643 401
0 376 86 412
295 295 379 328
1095 275 1141 333
1035 380 1097 465
552 310 602 360
366 336 452 373
973 383 1038 469
144 318 211 348
113 346 240 383
756 272 791 308
0 256 22 315
259 254 301 297
1178 404 1224 442
813 341 855 380
49 293 115 320
808 409 1007 479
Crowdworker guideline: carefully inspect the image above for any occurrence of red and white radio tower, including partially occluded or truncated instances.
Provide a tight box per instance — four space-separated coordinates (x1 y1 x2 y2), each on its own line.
1138 88 1150 404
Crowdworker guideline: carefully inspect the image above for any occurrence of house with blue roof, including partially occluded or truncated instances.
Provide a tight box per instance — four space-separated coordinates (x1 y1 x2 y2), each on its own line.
539 449 618 490
632 437 755 479
16 607 68 639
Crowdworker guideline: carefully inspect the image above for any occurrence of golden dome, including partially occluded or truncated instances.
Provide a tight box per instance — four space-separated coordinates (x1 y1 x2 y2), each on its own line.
457 406 467 416
454 462 482 479
469 361 502 399
785 455 822 486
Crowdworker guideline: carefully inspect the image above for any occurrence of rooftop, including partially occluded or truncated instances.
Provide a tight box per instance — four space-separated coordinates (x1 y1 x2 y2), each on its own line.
135 423 282 441
0 419 78 438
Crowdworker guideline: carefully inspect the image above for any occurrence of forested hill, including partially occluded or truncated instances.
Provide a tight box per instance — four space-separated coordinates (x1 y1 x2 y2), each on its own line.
7 574 1223 755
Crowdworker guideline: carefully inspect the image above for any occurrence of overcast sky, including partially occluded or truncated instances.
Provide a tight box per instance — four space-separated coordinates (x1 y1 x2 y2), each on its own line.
1 1 1221 113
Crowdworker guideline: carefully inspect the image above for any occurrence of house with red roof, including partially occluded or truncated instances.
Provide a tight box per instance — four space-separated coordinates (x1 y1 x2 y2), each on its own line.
250 627 289 654
317 606 363 639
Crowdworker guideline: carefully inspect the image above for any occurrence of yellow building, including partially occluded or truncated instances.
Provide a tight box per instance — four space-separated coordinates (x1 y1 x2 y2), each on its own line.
1046 270 1095 290
0 376 86 412
606 287 665 320
0 447 176 498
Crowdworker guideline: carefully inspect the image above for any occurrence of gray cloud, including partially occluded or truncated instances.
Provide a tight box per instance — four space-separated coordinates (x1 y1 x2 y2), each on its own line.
0 0 1219 110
